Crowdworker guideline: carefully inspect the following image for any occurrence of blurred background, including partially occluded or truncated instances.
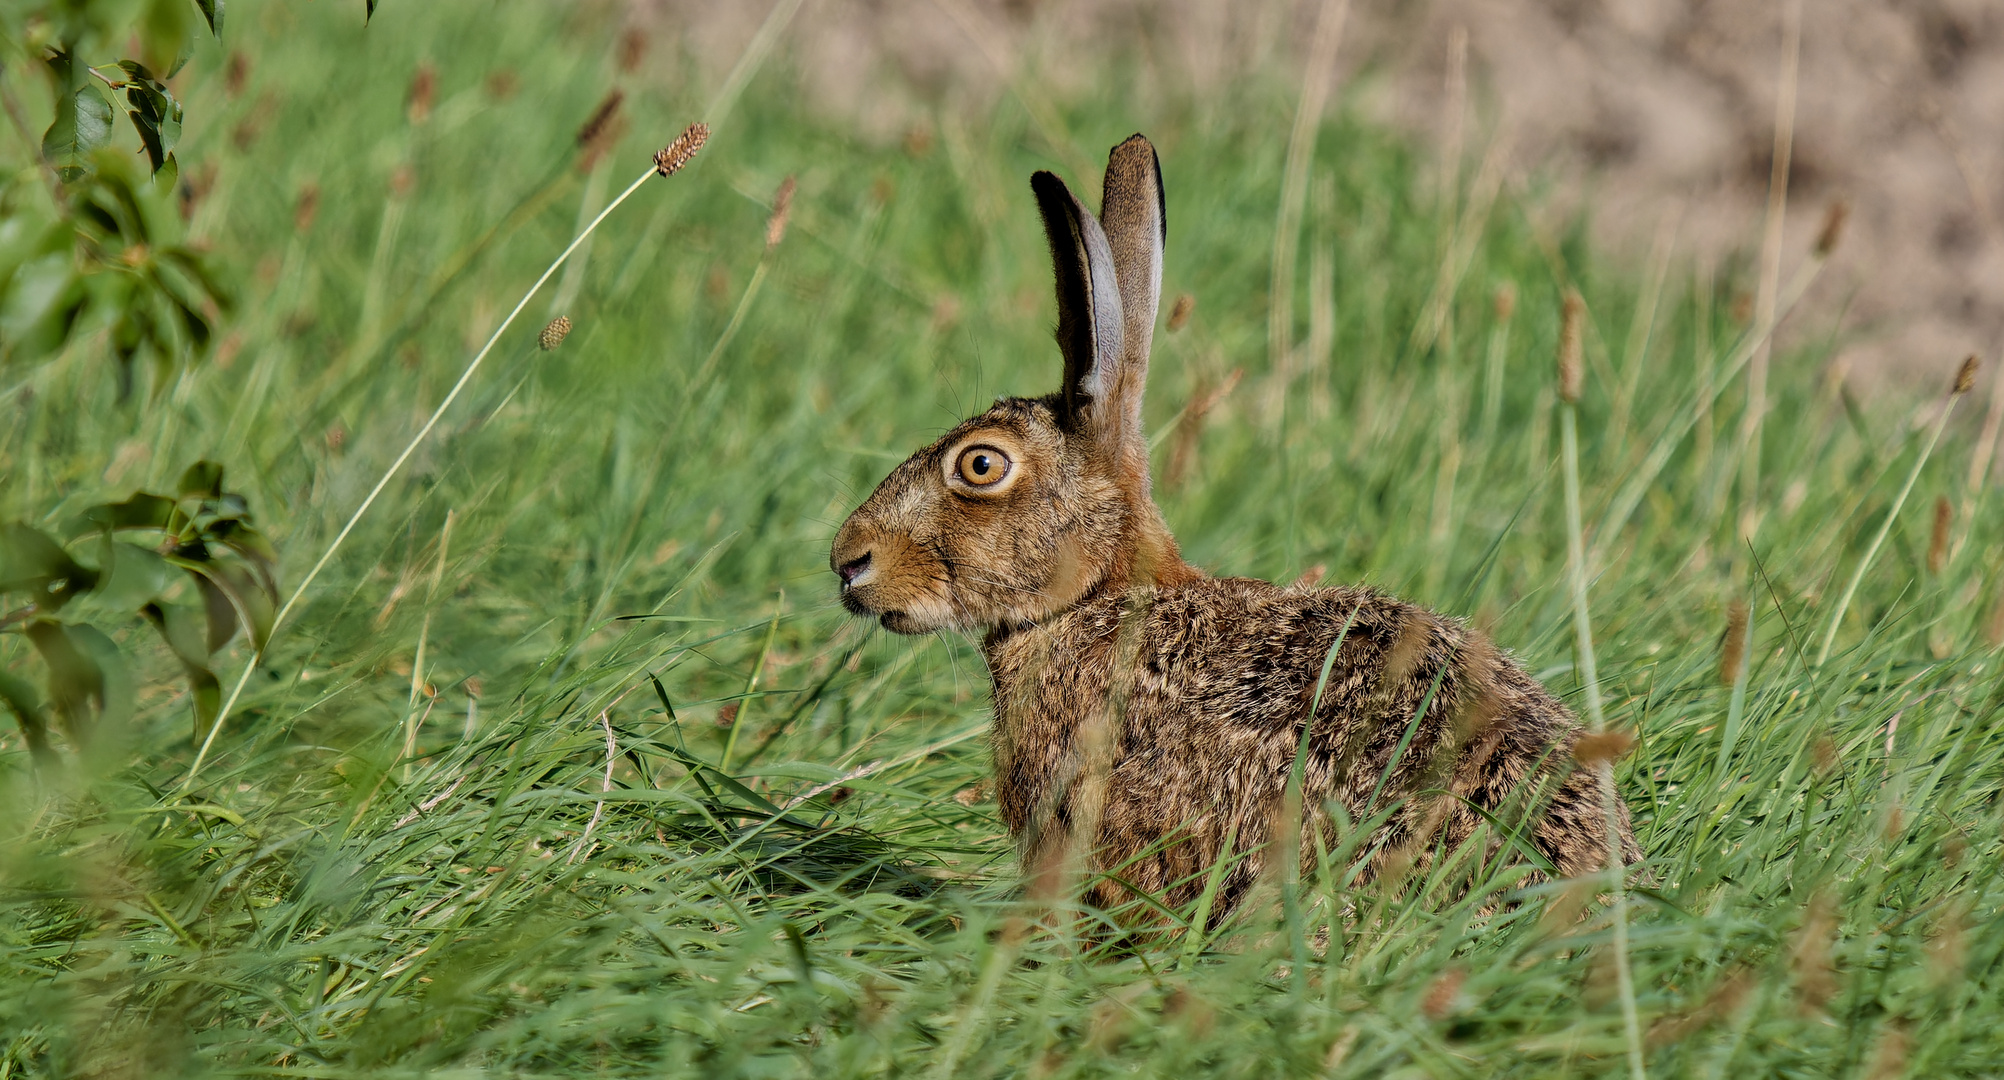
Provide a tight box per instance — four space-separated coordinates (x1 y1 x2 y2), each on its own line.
655 0 2004 392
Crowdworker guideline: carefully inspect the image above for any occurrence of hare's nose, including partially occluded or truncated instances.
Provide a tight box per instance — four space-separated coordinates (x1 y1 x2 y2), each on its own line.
837 552 872 587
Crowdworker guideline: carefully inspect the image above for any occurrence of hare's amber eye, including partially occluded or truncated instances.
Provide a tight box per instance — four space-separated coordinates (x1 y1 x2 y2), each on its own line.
955 446 1010 486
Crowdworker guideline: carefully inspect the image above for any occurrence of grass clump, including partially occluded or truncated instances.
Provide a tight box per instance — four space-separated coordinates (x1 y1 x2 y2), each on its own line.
2 4 2002 1076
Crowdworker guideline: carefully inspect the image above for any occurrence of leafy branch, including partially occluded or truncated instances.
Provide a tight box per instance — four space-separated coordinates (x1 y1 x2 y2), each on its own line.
1 463 278 762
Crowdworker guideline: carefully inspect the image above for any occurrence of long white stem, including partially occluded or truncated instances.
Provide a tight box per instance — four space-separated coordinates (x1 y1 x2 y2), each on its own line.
178 166 661 794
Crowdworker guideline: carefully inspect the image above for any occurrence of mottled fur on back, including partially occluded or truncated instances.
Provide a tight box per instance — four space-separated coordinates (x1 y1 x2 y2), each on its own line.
829 134 1639 922
988 578 1636 916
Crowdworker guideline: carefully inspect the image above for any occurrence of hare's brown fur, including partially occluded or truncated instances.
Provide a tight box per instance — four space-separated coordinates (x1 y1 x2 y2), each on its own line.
831 135 1638 919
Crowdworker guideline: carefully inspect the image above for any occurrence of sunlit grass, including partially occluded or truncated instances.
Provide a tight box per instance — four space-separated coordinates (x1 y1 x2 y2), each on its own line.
2 3 2001 1076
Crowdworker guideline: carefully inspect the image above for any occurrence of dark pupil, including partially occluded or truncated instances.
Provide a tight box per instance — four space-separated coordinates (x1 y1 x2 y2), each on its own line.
971 454 991 476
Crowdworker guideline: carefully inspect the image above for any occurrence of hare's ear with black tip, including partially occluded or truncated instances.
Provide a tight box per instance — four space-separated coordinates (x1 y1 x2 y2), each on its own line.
1031 170 1124 430
1096 133 1166 483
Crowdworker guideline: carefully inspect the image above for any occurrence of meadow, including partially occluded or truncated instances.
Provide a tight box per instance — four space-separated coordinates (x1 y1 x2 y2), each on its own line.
2 2 2001 1076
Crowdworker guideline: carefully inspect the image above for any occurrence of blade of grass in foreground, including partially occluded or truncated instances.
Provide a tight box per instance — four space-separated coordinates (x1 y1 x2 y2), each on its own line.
181 127 712 793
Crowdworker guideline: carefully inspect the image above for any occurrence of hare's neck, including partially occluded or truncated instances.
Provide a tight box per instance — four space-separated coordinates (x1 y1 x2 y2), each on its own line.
1103 500 1203 595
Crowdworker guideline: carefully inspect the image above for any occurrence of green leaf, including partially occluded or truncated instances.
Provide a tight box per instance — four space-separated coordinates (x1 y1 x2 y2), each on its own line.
177 460 225 499
169 559 274 651
24 620 105 742
193 573 238 651
42 83 114 182
115 62 184 175
0 671 53 763
68 624 135 733
143 602 222 737
195 0 224 37
0 524 97 612
69 492 184 538
87 540 177 613
365 0 379 22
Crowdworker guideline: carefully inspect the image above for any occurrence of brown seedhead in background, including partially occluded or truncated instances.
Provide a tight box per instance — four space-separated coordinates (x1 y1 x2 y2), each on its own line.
1720 600 1749 685
407 64 436 125
1814 200 1849 258
390 165 416 200
1791 893 1838 1013
1557 289 1585 403
225 52 249 97
1928 496 1951 574
654 123 709 177
577 90 625 149
294 184 320 232
484 69 519 100
538 316 571 351
766 176 796 250
1167 293 1195 332
617 26 649 73
1953 354 1979 395
1166 367 1240 488
1493 281 1517 321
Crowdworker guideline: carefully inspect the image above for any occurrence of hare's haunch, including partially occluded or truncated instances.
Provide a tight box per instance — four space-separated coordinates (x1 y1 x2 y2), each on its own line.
831 134 1637 917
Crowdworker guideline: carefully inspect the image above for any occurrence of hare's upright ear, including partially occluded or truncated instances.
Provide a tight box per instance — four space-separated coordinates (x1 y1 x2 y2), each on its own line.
1095 133 1166 487
1031 170 1124 431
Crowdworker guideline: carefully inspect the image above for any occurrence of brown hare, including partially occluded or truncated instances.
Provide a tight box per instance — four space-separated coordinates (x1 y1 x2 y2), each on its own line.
829 134 1638 919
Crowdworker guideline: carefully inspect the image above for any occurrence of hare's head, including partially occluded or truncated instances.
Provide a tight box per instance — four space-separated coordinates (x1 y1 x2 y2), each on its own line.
831 135 1199 635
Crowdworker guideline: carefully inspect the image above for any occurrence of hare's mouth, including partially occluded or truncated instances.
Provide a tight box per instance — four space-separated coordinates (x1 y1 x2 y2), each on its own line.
839 589 913 632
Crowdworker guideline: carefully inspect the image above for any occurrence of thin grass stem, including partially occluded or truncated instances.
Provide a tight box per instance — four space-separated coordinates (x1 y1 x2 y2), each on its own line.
1561 401 1647 1080
1815 374 1973 666
179 163 670 793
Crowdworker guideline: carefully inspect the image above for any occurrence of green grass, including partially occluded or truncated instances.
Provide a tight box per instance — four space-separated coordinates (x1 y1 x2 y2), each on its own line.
4 3 2003 1076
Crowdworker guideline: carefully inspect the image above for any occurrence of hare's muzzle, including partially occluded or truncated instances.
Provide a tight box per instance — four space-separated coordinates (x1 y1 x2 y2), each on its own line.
836 552 872 588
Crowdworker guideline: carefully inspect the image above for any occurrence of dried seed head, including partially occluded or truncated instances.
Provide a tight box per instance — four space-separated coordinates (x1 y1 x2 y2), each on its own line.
1557 289 1585 403
1987 586 2004 647
766 175 796 250
1730 289 1753 325
1810 736 1839 777
1572 728 1636 767
1720 599 1749 686
1953 354 1979 395
225 52 249 97
407 64 436 125
1814 200 1849 257
390 164 416 199
1168 293 1195 332
1928 495 1951 575
1791 893 1838 1013
295 183 320 232
1493 280 1516 322
538 315 572 351
1421 967 1468 1020
1867 1023 1910 1080
654 122 709 177
1293 564 1326 588
618 26 649 74
577 90 625 149
485 69 519 101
